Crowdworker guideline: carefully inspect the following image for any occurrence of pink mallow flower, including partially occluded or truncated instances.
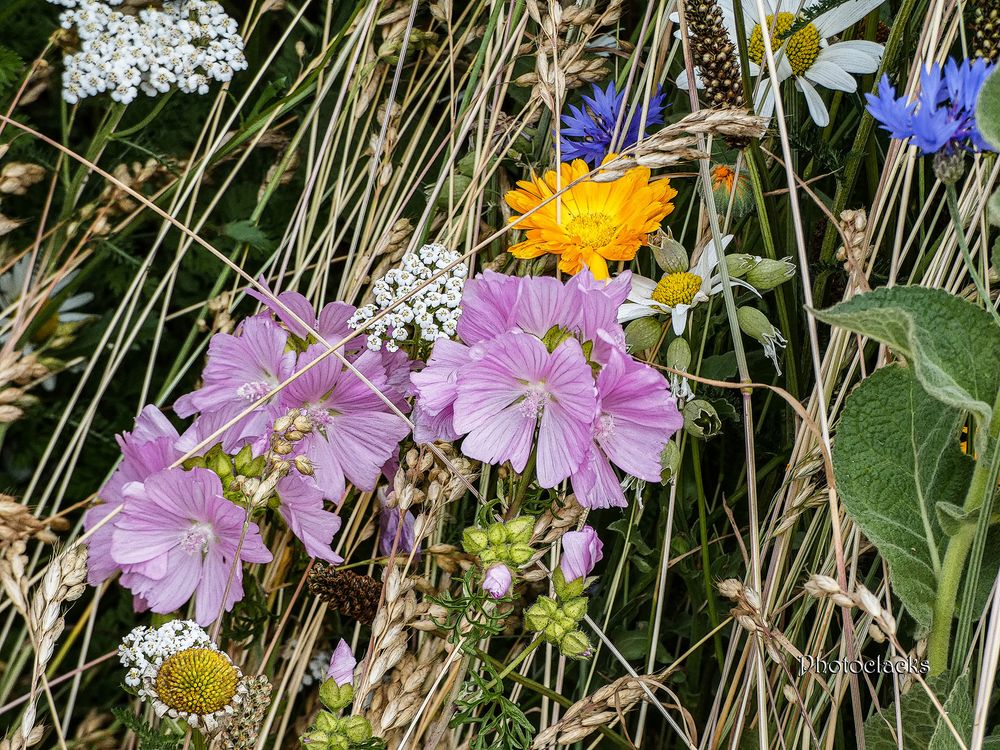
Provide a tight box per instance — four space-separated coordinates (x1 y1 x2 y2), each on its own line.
327 639 357 686
279 344 409 504
560 526 604 583
84 405 182 585
174 317 295 451
109 467 272 625
571 345 683 508
248 277 364 352
275 474 343 564
452 333 596 488
483 563 513 598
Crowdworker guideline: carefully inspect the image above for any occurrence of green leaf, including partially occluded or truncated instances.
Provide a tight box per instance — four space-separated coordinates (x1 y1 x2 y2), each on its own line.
935 501 977 537
815 287 1000 448
111 707 182 750
865 672 970 750
977 67 1000 151
0 45 24 95
832 365 974 630
222 219 274 252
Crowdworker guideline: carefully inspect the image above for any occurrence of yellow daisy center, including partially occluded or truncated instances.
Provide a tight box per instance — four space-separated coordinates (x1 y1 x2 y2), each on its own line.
565 212 618 249
748 13 821 77
155 648 239 715
651 272 703 307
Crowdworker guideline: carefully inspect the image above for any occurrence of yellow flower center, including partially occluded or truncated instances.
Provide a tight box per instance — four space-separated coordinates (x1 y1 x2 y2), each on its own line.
565 212 618 249
748 13 821 77
155 648 239 715
651 272 703 307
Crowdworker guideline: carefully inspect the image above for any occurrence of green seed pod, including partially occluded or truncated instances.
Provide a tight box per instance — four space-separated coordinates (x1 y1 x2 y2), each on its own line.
342 716 373 743
524 602 551 632
479 547 498 564
745 257 796 290
652 236 690 274
314 711 341 733
505 516 535 545
660 440 681 483
462 527 488 555
508 543 535 566
683 399 722 438
560 596 588 622
665 336 692 372
625 317 663 352
319 680 354 712
486 522 507 546
724 253 759 278
553 569 586 601
736 306 787 373
559 629 593 659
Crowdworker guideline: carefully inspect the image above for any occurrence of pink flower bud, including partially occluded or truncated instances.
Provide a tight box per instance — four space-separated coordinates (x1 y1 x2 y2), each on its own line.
482 563 513 598
326 639 356 686
560 525 604 583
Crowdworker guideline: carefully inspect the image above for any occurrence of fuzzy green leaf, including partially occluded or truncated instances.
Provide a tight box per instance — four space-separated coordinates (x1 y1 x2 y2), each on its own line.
832 365 974 630
814 287 1000 448
977 67 1000 151
865 672 970 750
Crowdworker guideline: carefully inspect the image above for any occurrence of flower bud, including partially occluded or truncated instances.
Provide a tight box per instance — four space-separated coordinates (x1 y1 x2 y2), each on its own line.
505 516 535 545
524 602 552 632
736 306 787 374
482 563 513 598
745 257 796 290
932 150 965 184
724 253 759 279
710 163 753 219
652 237 689 274
462 527 488 555
292 415 313 433
665 336 691 372
326 639 356 686
682 399 721 438
285 429 304 442
294 455 314 476
559 526 603 583
271 438 293 455
559 629 593 659
273 415 294 433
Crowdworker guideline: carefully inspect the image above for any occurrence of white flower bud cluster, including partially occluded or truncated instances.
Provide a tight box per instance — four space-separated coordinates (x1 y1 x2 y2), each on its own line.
52 0 247 105
118 620 214 688
348 243 467 353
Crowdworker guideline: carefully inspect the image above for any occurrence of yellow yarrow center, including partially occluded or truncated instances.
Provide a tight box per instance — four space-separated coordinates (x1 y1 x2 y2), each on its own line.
155 648 239 715
565 212 618 249
748 13 821 77
651 272 703 307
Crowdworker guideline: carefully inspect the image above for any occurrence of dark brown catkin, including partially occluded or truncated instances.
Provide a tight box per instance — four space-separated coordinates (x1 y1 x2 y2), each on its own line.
308 564 383 624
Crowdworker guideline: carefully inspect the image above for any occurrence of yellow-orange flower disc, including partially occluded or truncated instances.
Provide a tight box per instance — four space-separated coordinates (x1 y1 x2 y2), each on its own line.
504 157 677 280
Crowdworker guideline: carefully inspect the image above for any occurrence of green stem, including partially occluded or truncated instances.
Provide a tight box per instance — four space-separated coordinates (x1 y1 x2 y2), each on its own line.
690 440 725 671
945 183 1000 325
508 447 537 518
482 636 542 692
928 389 1000 674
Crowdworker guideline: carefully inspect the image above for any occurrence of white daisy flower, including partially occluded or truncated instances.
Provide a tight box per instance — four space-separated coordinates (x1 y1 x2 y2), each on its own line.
676 0 886 127
617 235 758 335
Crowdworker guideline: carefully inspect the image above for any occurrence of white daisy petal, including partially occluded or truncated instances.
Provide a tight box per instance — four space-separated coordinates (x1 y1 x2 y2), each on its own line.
618 302 656 323
805 60 859 92
629 275 657 298
816 41 883 73
797 77 830 126
671 306 691 335
813 0 886 37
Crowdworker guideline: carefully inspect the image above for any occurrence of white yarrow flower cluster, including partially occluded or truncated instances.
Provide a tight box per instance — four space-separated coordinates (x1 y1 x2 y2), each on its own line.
52 0 248 104
118 619 213 688
348 243 467 352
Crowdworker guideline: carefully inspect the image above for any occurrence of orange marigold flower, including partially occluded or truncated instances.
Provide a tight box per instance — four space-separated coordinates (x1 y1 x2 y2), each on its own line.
504 156 677 280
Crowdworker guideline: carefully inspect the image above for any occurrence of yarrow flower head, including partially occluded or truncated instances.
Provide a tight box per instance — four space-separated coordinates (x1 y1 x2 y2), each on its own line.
504 157 677 280
866 57 995 180
559 81 666 166
411 270 683 508
347 243 467 352
120 620 249 735
52 0 248 105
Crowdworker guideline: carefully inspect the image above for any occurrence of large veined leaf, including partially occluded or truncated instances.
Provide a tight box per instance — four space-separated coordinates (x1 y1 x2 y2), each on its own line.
865 672 970 750
815 287 1000 449
977 66 1000 151
833 365 974 630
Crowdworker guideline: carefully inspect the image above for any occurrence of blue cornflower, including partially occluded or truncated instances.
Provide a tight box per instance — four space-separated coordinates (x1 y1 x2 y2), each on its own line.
558 81 666 166
865 57 994 157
